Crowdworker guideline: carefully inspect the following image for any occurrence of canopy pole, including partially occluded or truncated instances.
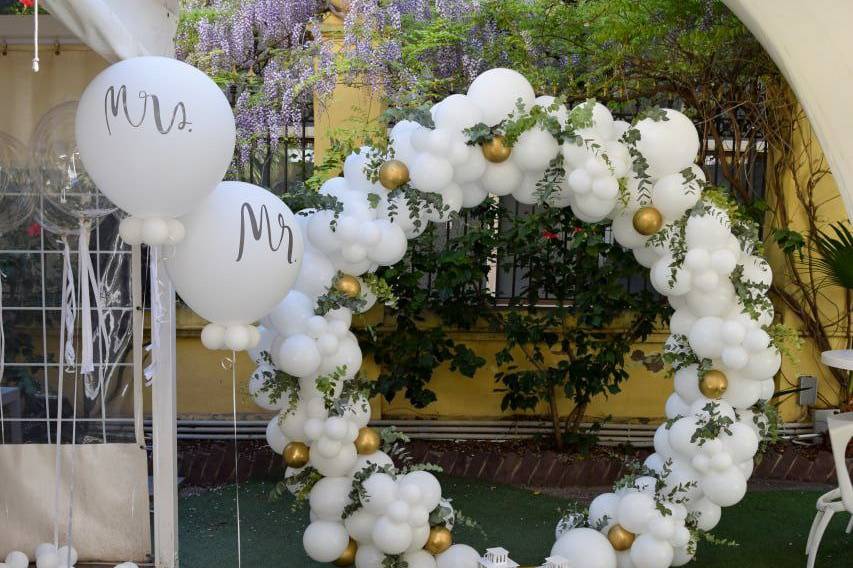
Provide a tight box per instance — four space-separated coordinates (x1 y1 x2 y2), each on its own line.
151 247 178 567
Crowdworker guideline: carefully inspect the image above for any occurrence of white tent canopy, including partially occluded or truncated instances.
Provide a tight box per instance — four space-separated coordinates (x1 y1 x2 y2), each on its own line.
723 0 853 222
42 0 178 62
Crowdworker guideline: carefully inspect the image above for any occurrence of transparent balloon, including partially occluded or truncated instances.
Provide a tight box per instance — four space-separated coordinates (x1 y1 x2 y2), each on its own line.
0 131 36 234
30 101 115 229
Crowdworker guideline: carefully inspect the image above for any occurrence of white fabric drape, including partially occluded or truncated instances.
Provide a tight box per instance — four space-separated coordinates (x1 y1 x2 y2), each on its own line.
722 0 853 222
42 0 178 62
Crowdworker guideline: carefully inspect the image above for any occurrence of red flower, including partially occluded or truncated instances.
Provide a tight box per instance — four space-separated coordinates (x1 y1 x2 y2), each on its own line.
542 230 559 240
19 0 34 8
572 226 584 234
26 222 41 237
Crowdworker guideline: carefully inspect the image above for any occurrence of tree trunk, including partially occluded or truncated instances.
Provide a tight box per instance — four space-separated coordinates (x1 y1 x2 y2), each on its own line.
549 386 563 451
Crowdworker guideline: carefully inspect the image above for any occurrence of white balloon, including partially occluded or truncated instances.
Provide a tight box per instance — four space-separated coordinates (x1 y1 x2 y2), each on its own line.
743 328 770 352
466 68 535 126
346 508 378 544
372 516 413 555
551 528 617 568
651 172 701 219
711 249 738 275
724 422 760 462
512 126 560 171
398 471 442 511
311 443 358 477
633 109 699 179
433 94 484 130
721 345 749 370
616 491 657 533
355 544 385 568
36 553 59 568
589 492 620 531
688 316 724 359
370 220 408 265
482 160 523 196
303 520 350 562
721 374 763 409
56 547 77 567
685 210 731 250
664 392 691 419
611 213 647 249
404 550 438 568
741 348 782 381
628 534 674 568
702 466 747 507
76 57 235 218
350 451 395 477
436 544 482 568
362 472 398 514
689 497 721 531
275 334 321 377
410 153 453 193
265 417 287 453
673 365 701 403
4 552 28 568
310 476 353 521
651 255 691 296
165 182 304 330
685 283 735 317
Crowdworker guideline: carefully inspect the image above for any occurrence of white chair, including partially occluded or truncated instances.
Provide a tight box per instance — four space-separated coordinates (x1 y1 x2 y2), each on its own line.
805 411 853 568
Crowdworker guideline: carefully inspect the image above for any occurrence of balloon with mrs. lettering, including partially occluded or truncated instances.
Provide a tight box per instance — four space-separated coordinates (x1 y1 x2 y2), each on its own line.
75 56 235 246
165 182 304 351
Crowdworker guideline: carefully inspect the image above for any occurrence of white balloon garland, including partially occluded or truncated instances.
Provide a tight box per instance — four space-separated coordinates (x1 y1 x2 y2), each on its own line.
251 68 781 568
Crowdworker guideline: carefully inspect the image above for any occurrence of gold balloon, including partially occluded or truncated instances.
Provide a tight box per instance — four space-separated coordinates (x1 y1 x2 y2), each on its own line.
699 369 729 399
607 524 636 551
335 274 361 299
333 539 357 567
481 135 511 163
378 159 410 190
354 427 381 455
424 526 453 555
632 206 664 236
283 442 310 469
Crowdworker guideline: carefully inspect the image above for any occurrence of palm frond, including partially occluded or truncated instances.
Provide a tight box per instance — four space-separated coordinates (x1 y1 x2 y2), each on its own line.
812 222 853 290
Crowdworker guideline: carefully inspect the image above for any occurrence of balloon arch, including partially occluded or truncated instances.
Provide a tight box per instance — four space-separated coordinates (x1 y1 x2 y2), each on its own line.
50 60 782 568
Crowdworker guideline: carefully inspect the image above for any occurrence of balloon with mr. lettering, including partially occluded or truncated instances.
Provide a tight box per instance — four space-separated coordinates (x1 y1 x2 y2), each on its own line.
75 56 235 245
165 182 304 351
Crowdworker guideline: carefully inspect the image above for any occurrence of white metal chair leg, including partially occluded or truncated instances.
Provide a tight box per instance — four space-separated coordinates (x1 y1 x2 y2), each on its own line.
806 510 824 554
807 509 835 568
846 514 853 535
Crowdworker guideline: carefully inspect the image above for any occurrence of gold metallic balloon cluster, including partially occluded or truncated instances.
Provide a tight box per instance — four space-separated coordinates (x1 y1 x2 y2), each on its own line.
481 135 511 163
607 524 636 551
699 369 728 399
632 206 663 236
378 159 410 190
334 274 361 298
283 442 310 469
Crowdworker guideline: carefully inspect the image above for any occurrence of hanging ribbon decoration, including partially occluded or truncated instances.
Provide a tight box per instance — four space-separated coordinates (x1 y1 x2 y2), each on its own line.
0 269 6 444
32 0 39 72
53 236 76 547
145 246 164 384
224 354 243 568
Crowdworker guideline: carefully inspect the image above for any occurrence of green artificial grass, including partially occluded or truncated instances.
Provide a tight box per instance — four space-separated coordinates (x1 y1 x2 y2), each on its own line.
180 476 851 567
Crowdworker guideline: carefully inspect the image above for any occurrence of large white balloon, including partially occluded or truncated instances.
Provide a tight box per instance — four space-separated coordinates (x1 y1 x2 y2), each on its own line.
436 544 481 568
165 181 304 348
551 528 617 568
76 56 235 219
466 68 535 126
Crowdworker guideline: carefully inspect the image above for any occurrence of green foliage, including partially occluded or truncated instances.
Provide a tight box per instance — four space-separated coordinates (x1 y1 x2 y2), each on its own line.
689 403 734 446
812 222 853 290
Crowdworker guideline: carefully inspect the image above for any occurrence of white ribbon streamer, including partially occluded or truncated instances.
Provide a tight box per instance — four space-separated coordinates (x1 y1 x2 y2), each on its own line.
230 353 242 568
144 246 164 384
0 270 5 444
53 236 75 546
